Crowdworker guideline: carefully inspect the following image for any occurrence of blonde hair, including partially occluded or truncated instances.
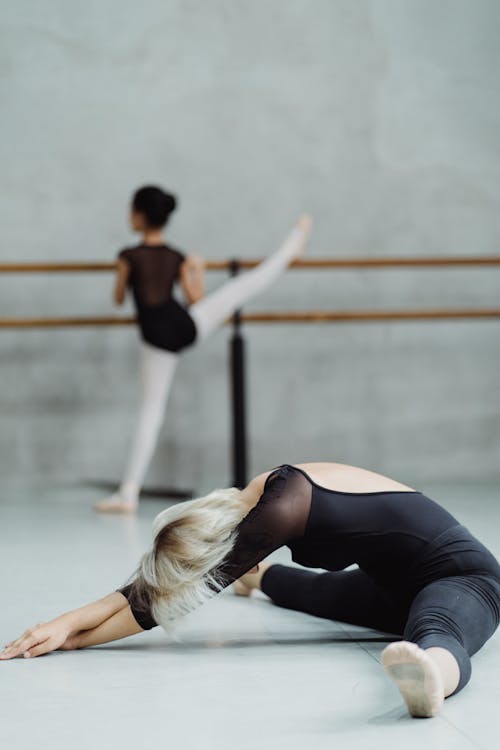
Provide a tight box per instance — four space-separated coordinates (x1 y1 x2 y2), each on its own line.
131 487 248 630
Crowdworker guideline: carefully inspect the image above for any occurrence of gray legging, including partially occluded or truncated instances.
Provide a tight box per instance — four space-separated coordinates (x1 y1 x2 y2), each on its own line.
261 560 500 694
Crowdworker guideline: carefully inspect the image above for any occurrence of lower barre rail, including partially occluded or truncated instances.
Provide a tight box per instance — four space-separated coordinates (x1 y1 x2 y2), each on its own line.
243 309 500 322
1 309 500 328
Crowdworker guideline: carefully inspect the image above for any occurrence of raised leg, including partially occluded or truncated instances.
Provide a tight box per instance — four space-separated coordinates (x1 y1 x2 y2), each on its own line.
190 217 311 341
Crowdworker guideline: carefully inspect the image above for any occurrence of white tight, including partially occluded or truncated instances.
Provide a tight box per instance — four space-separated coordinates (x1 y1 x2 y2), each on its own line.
117 226 304 503
120 344 178 495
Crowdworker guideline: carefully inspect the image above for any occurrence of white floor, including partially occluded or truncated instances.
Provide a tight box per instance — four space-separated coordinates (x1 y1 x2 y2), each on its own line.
1 480 499 750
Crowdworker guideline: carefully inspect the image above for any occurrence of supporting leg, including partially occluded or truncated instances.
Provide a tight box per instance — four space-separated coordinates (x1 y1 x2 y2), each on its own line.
95 343 179 513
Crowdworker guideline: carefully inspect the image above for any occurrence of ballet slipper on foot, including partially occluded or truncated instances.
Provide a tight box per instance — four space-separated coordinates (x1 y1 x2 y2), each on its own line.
233 580 253 597
381 641 445 718
294 214 313 259
94 495 138 514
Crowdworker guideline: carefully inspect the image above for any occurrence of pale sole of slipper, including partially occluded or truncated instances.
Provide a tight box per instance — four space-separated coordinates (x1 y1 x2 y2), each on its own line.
381 641 444 718
94 499 138 514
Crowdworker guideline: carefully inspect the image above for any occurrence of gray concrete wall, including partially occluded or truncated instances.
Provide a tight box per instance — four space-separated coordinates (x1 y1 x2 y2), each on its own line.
1 0 499 492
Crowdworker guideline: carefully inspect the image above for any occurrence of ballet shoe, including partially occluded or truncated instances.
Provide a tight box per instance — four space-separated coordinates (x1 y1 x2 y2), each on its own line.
381 641 445 718
94 494 138 514
293 215 312 260
233 580 253 597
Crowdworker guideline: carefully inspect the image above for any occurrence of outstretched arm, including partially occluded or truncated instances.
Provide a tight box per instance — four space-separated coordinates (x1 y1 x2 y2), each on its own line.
69 604 143 649
0 592 140 660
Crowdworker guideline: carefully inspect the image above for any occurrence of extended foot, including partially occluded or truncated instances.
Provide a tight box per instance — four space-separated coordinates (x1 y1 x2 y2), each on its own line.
233 580 253 597
94 494 138 514
381 641 445 718
294 214 313 259
233 563 272 597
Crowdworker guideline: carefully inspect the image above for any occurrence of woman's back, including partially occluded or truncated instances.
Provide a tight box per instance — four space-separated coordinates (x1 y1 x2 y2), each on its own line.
295 461 415 494
119 244 185 308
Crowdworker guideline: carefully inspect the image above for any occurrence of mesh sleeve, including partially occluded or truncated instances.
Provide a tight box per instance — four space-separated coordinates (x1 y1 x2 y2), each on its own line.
117 582 158 630
118 465 311 630
118 247 133 264
214 465 312 588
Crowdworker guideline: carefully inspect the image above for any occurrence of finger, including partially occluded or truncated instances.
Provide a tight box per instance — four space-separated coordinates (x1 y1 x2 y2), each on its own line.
24 640 54 658
4 634 27 650
19 635 50 659
7 626 42 650
0 647 27 661
1 624 47 659
13 627 38 643
0 645 27 660
12 635 40 654
1 634 29 659
1 634 42 659
4 636 28 651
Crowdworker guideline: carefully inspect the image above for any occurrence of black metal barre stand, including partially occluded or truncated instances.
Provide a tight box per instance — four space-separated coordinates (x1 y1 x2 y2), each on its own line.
229 260 248 489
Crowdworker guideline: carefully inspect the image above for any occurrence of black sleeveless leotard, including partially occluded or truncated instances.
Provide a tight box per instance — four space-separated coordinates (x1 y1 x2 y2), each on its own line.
120 464 500 630
119 243 196 353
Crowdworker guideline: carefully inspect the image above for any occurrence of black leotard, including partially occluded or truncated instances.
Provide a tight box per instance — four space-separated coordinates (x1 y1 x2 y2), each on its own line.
119 244 196 352
121 464 500 629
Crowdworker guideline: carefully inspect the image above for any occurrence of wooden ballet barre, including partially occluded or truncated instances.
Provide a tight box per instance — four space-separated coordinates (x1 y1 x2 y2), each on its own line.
0 262 116 273
2 309 500 328
0 316 137 327
287 256 500 269
1 256 500 273
241 309 500 322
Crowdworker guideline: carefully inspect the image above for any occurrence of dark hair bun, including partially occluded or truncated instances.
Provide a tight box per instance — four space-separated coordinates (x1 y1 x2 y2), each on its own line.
165 193 177 214
132 185 178 228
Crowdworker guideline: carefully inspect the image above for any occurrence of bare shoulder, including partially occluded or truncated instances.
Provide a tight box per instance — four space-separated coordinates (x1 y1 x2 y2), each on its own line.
240 459 414 509
294 462 415 494
241 470 272 508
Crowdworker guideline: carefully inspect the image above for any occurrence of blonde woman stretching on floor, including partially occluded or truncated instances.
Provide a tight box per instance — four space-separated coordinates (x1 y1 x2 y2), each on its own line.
3 462 499 719
95 185 311 513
